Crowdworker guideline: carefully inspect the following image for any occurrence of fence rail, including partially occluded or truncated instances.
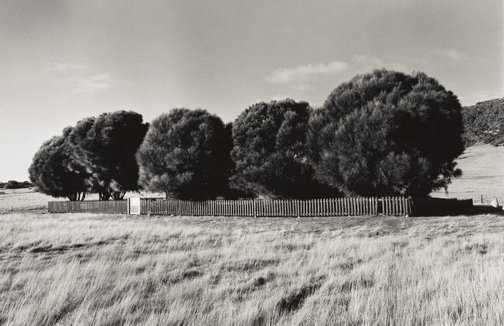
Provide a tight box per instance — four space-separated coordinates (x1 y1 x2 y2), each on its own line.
139 197 411 217
47 196 476 217
48 200 127 214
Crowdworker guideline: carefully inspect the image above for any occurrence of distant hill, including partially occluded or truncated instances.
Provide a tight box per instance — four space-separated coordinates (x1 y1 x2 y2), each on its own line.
462 98 504 147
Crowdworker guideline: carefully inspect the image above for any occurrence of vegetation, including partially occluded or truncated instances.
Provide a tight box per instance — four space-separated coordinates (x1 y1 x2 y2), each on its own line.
309 69 464 197
29 128 88 201
137 109 232 200
30 111 148 201
68 111 149 200
29 69 468 200
231 99 338 199
0 180 32 189
462 97 504 147
1 211 504 325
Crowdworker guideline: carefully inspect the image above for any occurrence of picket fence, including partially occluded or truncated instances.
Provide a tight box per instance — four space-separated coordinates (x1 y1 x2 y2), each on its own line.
48 197 413 216
48 200 128 214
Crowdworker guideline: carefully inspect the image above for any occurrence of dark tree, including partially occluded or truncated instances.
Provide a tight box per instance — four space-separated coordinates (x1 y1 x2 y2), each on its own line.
137 108 231 200
3 180 33 189
29 128 88 201
68 111 148 200
309 69 464 196
462 97 504 146
231 99 339 199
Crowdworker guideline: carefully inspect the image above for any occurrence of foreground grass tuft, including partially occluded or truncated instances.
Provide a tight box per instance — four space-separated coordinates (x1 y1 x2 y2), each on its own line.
1 213 504 325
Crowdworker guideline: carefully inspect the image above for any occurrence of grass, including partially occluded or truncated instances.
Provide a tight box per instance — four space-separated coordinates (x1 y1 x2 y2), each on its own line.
1 211 504 325
431 144 504 203
0 144 503 325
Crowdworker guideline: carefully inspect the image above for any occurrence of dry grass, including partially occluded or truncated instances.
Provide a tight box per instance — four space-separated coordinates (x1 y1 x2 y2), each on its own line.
1 212 504 325
432 144 504 202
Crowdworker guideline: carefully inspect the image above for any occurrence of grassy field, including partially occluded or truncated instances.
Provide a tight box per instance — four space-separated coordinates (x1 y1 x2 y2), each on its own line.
431 144 504 203
1 144 503 325
1 210 504 325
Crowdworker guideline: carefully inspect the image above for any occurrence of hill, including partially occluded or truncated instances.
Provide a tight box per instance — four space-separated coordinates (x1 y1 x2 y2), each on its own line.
462 97 504 146
431 144 504 203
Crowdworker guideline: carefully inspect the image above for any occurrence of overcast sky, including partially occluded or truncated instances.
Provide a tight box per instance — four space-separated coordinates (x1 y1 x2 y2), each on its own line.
0 0 503 181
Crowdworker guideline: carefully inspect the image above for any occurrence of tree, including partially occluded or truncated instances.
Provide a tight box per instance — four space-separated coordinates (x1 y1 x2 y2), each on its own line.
137 108 231 200
4 180 32 189
29 128 88 201
68 111 148 200
231 99 339 198
309 69 464 196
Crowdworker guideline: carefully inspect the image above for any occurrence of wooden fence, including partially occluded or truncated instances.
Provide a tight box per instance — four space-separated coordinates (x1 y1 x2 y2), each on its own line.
48 200 128 214
139 197 411 217
48 196 476 217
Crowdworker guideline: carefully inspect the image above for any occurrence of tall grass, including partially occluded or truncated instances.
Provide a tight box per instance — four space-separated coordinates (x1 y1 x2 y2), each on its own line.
0 213 504 325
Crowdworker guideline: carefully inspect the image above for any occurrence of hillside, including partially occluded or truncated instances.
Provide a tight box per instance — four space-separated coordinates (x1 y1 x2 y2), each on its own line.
462 98 504 146
431 144 504 202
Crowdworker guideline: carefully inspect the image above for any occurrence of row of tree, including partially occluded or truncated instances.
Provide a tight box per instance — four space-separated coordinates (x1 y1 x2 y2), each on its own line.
0 180 33 189
30 69 465 201
29 111 149 201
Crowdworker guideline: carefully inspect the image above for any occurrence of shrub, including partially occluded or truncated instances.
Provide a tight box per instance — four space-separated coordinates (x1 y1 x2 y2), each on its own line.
308 69 464 196
137 108 232 200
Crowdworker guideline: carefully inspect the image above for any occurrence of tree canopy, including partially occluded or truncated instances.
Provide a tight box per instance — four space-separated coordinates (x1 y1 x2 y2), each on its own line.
137 108 232 200
231 99 339 198
67 111 148 200
462 97 504 147
29 128 88 201
309 69 464 196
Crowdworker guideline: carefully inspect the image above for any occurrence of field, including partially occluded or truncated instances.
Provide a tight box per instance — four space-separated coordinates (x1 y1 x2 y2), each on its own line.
1 209 504 325
1 145 504 325
431 144 504 203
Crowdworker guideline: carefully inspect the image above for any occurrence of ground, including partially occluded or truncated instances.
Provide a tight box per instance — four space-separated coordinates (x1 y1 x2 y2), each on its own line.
1 144 504 325
1 209 504 325
431 144 504 203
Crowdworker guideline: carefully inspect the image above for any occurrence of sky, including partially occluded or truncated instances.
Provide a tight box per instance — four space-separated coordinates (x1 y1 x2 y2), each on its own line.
0 0 503 181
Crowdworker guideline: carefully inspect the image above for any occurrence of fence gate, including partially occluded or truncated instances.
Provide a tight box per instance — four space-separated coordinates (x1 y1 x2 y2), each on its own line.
128 197 141 215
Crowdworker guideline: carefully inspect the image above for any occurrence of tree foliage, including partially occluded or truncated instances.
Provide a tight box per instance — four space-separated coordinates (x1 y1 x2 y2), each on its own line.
137 109 232 200
231 99 339 199
462 97 504 147
2 180 33 189
309 69 464 196
67 111 148 200
29 128 88 201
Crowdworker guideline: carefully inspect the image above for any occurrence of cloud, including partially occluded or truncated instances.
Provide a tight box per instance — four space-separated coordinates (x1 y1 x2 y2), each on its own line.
68 74 115 93
266 60 349 83
437 48 463 60
45 62 116 93
271 94 293 101
45 62 86 73
353 55 410 72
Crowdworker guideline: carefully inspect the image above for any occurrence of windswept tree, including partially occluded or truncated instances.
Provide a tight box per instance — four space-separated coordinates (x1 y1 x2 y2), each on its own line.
231 99 339 199
309 69 464 196
137 109 232 200
29 128 88 201
68 111 148 200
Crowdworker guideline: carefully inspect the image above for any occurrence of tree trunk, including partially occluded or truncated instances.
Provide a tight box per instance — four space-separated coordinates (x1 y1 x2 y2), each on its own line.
99 191 111 201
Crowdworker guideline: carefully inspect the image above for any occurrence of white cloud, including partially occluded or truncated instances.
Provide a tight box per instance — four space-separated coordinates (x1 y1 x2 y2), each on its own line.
271 94 293 101
266 60 349 83
437 48 463 60
45 62 116 93
45 62 86 73
353 55 410 72
69 74 115 93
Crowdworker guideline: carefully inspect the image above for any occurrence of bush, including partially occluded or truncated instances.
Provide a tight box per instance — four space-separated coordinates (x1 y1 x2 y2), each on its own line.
137 108 232 200
29 129 88 201
3 180 33 189
309 69 464 196
67 111 149 200
231 99 339 198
